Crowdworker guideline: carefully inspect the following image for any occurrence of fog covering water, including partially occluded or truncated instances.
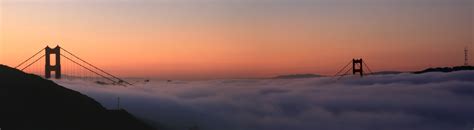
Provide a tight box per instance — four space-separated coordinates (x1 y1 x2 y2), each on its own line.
53 71 474 130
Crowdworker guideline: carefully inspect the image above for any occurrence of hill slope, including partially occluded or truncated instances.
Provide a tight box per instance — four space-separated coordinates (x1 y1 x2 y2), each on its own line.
414 66 474 74
0 65 155 130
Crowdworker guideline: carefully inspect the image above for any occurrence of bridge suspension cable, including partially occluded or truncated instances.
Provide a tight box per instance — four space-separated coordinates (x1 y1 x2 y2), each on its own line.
21 55 45 71
333 59 375 80
337 66 353 80
60 54 120 85
15 46 132 86
363 61 374 75
333 60 353 77
60 47 133 85
15 48 44 69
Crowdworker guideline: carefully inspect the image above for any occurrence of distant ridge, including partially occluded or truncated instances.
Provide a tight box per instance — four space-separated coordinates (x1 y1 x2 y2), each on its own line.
273 74 322 79
0 65 155 130
271 66 474 79
414 66 474 74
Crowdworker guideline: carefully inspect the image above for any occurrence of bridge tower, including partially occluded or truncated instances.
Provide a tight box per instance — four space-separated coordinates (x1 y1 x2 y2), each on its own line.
352 59 364 77
45 46 61 79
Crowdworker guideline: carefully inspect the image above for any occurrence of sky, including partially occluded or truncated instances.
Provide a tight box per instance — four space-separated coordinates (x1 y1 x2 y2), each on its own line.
0 0 473 80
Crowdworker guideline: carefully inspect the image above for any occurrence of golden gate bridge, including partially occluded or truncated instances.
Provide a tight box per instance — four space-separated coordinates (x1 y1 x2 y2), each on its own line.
15 45 132 86
15 45 375 84
333 58 374 80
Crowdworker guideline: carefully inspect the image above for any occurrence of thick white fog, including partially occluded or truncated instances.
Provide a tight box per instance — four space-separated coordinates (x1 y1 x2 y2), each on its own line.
53 71 474 130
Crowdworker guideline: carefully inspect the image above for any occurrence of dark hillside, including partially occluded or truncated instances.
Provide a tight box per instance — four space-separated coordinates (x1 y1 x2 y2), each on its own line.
0 65 155 130
414 66 474 74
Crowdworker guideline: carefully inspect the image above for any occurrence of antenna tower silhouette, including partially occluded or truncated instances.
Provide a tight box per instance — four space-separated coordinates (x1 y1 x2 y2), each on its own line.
465 47 469 66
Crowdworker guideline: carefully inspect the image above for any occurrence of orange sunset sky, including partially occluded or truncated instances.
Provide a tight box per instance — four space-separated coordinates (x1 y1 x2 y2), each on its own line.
0 0 473 80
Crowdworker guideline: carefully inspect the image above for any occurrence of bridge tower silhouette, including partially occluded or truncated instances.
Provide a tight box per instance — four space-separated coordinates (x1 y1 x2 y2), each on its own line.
45 46 62 79
15 45 132 86
352 59 363 77
334 58 373 80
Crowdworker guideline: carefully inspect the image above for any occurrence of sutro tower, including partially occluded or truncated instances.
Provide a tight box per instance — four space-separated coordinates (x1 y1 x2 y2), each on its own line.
465 47 469 66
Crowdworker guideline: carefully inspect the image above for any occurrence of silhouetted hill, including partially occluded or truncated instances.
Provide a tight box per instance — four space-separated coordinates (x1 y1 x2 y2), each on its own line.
273 74 322 79
0 65 155 130
414 66 474 74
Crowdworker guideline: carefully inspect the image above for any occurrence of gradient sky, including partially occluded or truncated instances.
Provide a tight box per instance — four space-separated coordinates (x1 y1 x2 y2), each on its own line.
1 0 473 80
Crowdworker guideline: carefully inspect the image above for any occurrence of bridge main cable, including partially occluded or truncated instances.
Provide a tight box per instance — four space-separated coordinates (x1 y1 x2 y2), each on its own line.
337 66 352 80
15 48 44 69
333 60 352 77
21 54 45 71
60 47 133 85
60 54 120 85
362 61 374 75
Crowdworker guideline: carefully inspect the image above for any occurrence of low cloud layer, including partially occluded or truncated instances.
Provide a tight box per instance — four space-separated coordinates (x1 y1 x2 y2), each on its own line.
54 71 474 130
